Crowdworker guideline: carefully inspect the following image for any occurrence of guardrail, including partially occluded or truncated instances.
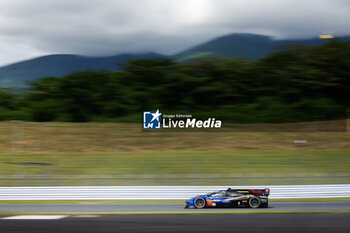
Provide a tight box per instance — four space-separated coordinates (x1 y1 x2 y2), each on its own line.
1 184 350 200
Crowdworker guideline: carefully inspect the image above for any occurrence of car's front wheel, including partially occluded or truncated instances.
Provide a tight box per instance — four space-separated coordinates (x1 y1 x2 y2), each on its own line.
248 197 261 208
193 197 206 208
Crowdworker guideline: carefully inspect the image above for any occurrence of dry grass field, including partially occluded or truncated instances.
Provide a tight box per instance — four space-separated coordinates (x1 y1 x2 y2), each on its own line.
0 120 348 153
0 120 349 186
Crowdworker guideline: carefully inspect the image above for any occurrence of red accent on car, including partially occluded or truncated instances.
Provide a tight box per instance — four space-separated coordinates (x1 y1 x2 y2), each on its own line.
251 191 264 194
206 200 212 206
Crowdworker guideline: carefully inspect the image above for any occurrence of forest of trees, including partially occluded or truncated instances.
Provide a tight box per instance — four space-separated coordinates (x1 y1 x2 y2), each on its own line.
0 40 349 123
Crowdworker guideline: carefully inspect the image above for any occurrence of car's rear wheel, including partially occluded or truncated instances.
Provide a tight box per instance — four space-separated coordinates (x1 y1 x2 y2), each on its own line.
261 201 269 208
248 197 261 208
193 197 206 208
261 203 268 208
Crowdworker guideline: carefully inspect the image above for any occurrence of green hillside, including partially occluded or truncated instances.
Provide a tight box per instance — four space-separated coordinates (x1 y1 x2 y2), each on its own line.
175 33 350 61
1 33 350 88
0 53 164 87
0 41 349 123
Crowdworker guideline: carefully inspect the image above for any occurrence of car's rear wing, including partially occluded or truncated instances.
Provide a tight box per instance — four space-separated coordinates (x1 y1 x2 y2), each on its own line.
229 188 270 196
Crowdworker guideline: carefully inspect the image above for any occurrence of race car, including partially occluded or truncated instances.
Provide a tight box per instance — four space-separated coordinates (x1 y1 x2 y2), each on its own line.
185 188 270 209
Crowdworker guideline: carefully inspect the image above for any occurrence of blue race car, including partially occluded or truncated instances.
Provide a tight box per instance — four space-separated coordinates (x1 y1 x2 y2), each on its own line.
185 188 270 208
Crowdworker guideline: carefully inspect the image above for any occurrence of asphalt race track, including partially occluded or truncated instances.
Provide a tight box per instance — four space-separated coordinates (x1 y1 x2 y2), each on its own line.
1 213 350 233
0 202 350 212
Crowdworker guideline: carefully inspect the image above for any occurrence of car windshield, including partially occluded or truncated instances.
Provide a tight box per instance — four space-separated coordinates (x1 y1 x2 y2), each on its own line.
207 190 244 197
206 191 222 197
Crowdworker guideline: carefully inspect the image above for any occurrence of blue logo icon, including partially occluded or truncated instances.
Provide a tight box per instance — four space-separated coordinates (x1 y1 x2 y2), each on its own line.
143 109 162 129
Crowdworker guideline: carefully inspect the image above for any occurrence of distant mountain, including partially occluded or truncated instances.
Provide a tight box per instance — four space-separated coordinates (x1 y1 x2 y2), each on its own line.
0 53 164 87
1 33 350 88
175 33 350 61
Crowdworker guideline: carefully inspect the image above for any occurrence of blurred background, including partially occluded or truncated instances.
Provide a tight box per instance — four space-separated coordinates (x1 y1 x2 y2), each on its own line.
0 0 349 189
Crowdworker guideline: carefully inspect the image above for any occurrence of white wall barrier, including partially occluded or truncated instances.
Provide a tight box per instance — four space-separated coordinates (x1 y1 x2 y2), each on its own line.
0 184 349 200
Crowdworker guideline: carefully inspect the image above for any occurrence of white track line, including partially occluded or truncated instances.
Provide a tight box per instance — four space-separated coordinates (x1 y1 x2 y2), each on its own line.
1 215 68 220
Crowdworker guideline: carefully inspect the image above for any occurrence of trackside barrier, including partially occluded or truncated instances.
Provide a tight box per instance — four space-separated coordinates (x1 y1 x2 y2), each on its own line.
0 185 349 200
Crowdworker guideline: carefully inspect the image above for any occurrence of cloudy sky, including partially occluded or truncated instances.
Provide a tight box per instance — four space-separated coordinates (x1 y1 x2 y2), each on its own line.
0 0 349 66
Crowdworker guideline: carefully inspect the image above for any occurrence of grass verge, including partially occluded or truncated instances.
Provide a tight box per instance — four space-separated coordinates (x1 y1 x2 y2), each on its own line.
1 150 349 186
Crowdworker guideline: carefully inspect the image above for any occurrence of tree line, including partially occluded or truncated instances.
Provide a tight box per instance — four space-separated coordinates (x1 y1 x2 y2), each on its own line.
0 40 349 123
